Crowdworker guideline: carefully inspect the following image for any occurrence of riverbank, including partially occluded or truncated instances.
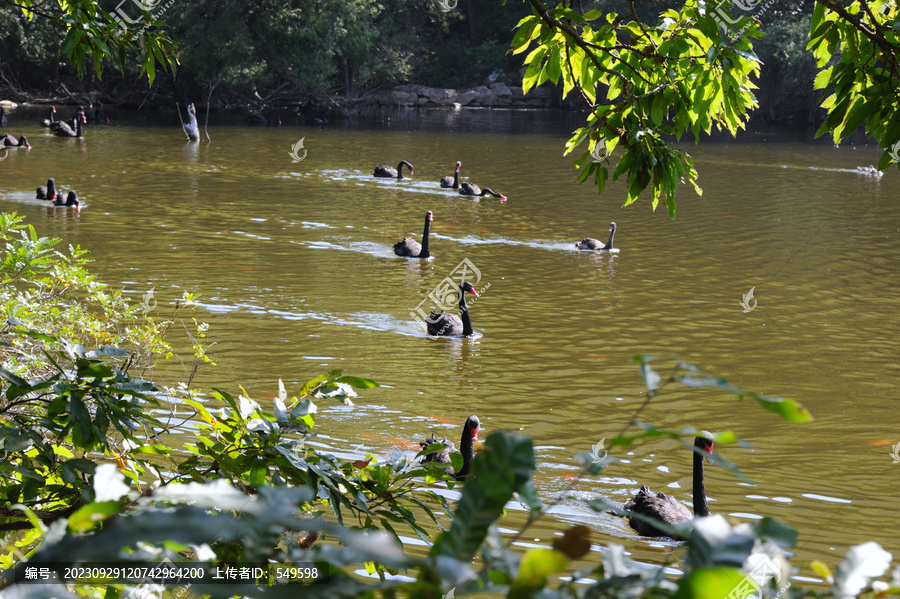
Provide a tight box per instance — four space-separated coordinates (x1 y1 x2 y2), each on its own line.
355 81 556 109
0 68 569 116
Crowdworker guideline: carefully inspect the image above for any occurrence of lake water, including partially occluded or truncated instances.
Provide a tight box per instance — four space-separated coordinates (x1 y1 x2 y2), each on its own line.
1 105 897 579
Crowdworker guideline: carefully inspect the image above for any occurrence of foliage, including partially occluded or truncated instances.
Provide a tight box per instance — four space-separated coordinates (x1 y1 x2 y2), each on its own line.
511 0 900 217
808 0 900 170
1 0 177 84
0 0 532 102
0 214 467 583
164 0 528 100
0 213 173 381
510 0 763 218
5 421 900 599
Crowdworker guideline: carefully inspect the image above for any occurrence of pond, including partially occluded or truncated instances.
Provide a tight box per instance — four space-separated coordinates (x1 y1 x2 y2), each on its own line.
1 105 896 577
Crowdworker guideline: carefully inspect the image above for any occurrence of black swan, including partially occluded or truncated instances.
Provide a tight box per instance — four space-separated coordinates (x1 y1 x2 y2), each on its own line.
374 161 414 179
623 433 714 538
1 134 30 149
86 103 109 123
53 191 80 207
426 281 479 337
440 161 461 189
36 178 56 200
458 181 506 200
40 106 57 127
0 106 6 127
394 211 432 258
575 222 616 251
306 106 333 126
419 415 480 481
246 111 281 126
54 111 84 138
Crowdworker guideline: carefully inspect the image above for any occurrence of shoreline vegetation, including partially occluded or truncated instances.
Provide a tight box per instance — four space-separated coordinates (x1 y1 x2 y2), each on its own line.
0 1 822 124
0 70 565 114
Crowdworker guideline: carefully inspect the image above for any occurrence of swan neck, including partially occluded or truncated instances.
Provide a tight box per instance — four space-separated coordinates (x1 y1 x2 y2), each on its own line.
453 169 459 188
693 449 709 517
459 287 473 336
606 228 615 249
457 425 475 477
420 218 431 257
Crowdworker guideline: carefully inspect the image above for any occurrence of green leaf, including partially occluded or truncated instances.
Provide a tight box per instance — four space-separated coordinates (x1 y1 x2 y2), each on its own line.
67 396 93 447
674 368 812 422
754 517 798 548
511 18 540 55
510 548 569 599
0 367 31 391
432 431 535 562
675 567 748 599
68 501 124 531
334 376 378 390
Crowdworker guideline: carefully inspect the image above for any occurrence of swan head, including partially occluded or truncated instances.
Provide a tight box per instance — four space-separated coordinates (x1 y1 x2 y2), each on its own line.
695 431 714 463
426 211 433 221
465 415 480 440
455 161 461 171
461 281 479 298
609 222 617 232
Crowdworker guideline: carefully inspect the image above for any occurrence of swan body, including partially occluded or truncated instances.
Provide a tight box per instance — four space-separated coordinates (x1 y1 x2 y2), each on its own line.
1 134 30 149
86 104 109 123
426 281 479 337
53 191 80 207
441 161 461 189
54 111 84 137
36 178 56 200
576 222 616 251
246 112 281 126
394 211 432 258
459 181 506 199
419 415 480 480
374 161 414 179
623 434 713 538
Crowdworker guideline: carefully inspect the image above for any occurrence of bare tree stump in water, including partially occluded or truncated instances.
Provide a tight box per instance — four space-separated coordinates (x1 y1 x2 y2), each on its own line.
180 102 200 142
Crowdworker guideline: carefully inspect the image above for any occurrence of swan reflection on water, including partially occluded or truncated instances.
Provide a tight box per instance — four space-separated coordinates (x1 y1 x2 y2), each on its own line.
585 250 618 279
